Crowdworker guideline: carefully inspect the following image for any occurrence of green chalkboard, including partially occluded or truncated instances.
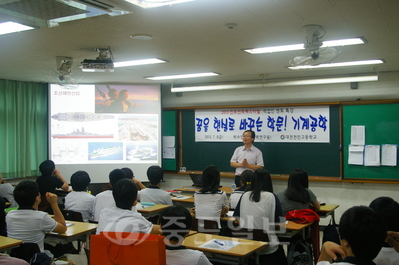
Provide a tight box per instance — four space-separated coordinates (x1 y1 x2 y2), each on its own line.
162 110 177 171
343 103 399 180
181 106 341 177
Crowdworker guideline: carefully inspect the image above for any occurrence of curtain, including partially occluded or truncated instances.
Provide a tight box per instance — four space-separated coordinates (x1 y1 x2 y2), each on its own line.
0 79 48 178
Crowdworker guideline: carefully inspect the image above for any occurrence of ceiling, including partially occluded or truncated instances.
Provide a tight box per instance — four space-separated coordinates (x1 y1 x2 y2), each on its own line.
1 0 399 87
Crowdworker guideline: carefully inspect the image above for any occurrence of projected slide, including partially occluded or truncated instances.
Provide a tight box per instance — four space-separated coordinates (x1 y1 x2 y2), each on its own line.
49 84 160 165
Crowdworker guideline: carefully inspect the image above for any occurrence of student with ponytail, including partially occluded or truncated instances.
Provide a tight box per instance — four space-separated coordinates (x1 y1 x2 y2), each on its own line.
193 165 229 228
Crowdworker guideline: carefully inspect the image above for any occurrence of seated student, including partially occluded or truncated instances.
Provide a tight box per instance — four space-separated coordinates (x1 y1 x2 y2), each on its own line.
369 196 399 265
36 160 69 212
97 178 161 235
64 170 95 222
317 206 386 265
121 167 146 191
93 169 127 221
138 166 173 205
229 170 253 210
159 205 212 265
193 165 229 228
6 181 67 254
277 168 320 215
0 172 18 208
233 168 287 265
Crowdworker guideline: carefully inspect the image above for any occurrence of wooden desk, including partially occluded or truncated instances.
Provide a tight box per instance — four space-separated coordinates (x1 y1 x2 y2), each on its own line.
175 186 233 195
183 232 268 265
171 195 194 208
0 236 22 253
318 204 339 219
46 221 98 246
136 203 170 218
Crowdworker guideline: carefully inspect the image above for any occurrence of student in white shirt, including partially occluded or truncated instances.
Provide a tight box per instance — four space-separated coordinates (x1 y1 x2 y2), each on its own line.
160 205 212 265
369 196 399 265
193 165 229 229
317 206 386 265
229 170 253 210
64 170 95 222
93 169 127 221
233 168 287 265
138 166 173 205
6 181 67 254
97 178 161 235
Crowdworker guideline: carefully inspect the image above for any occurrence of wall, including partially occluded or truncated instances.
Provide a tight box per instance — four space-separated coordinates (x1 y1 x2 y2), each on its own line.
161 70 399 224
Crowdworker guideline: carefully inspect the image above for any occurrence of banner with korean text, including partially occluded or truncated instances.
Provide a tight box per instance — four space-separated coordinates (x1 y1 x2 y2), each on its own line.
195 106 330 143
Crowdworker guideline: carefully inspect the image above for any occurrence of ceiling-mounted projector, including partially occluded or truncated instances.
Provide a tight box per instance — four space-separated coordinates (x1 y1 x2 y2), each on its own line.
79 47 114 72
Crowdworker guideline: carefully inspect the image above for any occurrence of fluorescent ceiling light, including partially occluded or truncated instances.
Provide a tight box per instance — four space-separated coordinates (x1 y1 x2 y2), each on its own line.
244 38 365 54
288 59 384 70
0 21 35 36
114 58 167 68
171 75 378 93
124 0 195 8
146 72 219 80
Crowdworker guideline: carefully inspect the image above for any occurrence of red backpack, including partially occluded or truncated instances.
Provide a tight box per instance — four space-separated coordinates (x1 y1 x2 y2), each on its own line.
285 209 320 224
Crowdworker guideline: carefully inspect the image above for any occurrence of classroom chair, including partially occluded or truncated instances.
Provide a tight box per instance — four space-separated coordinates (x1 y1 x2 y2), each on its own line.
62 209 84 222
10 242 41 263
191 218 220 235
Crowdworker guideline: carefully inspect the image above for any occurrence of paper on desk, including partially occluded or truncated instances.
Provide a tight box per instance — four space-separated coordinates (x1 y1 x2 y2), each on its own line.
348 144 364 165
226 211 234 217
381 144 397 166
199 239 240 251
66 222 74 227
364 145 380 166
171 195 192 200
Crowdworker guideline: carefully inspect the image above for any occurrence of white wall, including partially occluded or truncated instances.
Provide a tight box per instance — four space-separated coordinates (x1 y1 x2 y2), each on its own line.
160 71 399 224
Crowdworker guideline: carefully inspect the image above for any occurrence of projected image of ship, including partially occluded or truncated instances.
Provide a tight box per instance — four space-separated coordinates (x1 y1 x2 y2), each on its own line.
126 145 157 161
52 127 113 139
52 112 114 122
88 144 123 160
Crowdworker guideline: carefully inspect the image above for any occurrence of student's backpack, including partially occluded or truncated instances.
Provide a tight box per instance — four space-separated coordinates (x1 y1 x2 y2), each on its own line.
322 216 340 245
287 237 313 265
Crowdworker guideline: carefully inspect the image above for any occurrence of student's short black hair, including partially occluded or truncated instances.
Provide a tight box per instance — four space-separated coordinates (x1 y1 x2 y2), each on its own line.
121 167 134 179
39 160 55 176
159 205 192 244
112 179 137 210
369 196 399 232
339 206 386 261
200 165 220 194
70 171 91 191
14 180 40 208
109 169 127 187
146 166 163 185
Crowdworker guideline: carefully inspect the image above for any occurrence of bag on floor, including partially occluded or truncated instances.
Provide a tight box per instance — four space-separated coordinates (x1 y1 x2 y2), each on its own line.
90 232 166 265
322 216 340 245
287 238 313 265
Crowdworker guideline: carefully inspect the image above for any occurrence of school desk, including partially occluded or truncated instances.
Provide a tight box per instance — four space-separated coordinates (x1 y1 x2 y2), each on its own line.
0 236 22 253
318 204 339 219
183 232 268 265
136 203 170 218
46 221 98 247
174 186 233 195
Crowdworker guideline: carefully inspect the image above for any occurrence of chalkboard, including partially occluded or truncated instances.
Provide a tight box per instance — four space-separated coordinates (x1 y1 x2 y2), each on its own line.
343 103 399 180
162 110 177 171
181 106 341 177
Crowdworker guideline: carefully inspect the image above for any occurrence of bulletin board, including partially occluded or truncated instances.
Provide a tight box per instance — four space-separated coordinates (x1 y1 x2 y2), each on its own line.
343 102 399 180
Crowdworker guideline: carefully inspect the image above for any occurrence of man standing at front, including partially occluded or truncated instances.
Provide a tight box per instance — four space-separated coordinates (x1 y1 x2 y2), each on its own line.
230 130 264 187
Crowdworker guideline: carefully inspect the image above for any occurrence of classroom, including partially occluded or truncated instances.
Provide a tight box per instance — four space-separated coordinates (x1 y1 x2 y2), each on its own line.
1 1 399 264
